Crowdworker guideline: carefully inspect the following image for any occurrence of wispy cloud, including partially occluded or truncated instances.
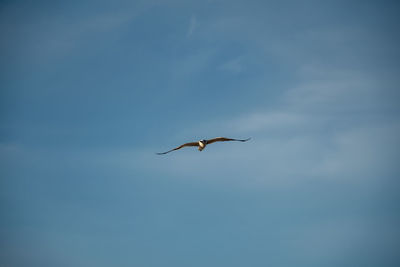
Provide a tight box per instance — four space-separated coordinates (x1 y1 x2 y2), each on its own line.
168 48 216 90
218 57 244 73
313 123 400 179
132 64 400 187
187 15 197 37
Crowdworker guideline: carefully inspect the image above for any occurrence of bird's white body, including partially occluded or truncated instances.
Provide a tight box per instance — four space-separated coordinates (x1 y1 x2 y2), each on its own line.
198 140 206 151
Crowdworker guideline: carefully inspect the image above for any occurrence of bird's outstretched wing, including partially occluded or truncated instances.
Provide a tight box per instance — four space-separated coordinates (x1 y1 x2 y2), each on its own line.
206 137 251 144
156 142 198 155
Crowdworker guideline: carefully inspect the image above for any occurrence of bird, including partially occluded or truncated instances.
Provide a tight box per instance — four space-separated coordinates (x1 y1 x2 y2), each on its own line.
156 137 251 155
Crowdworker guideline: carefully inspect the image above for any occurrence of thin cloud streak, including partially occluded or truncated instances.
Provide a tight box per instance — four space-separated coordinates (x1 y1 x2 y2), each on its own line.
187 15 197 37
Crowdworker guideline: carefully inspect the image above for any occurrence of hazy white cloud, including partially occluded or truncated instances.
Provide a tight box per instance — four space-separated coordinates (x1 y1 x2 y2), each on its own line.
313 123 400 179
285 68 382 113
228 111 307 134
187 15 197 37
218 57 243 73
168 48 216 89
136 64 400 187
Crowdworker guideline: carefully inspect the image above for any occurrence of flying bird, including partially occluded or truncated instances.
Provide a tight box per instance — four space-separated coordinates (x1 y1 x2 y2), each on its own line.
156 137 251 155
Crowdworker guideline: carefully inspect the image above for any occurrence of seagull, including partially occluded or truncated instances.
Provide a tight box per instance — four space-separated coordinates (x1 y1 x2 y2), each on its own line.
156 137 251 155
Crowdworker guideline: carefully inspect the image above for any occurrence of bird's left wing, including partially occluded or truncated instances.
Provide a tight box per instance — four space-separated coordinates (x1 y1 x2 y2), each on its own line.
156 142 198 155
206 137 251 144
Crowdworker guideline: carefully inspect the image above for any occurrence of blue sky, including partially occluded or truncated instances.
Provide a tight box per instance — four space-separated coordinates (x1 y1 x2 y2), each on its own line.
1 0 400 266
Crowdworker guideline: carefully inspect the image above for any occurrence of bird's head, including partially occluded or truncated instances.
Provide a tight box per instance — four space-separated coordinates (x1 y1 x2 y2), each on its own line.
199 139 206 145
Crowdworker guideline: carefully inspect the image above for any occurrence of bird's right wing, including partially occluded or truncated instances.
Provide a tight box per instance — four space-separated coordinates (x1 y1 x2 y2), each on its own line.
206 137 251 144
156 142 198 155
